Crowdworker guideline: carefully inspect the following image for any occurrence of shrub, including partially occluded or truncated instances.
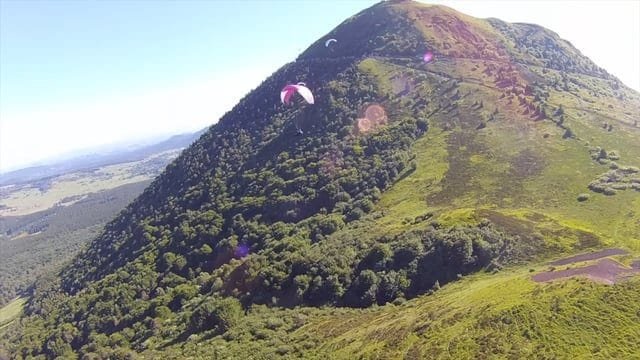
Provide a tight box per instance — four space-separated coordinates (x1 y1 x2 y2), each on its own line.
432 280 441 290
360 244 392 270
347 270 379 307
588 182 605 193
189 297 243 334
153 305 172 319
577 193 590 202
356 199 375 213
392 297 406 305
199 244 213 255
562 128 574 139
276 345 292 355
251 328 270 340
317 215 345 235
265 317 284 330
169 284 198 310
620 166 639 174
346 207 365 221
291 313 307 330
607 151 620 160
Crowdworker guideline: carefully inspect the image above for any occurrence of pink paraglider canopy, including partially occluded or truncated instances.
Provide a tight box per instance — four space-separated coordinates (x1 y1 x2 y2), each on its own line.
280 83 315 105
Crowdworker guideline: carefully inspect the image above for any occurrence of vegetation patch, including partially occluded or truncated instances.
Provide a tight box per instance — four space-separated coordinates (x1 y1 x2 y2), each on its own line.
588 167 640 195
0 297 25 331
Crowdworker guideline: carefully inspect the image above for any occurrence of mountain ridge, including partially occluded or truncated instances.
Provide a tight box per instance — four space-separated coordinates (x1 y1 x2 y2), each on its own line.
0 129 206 186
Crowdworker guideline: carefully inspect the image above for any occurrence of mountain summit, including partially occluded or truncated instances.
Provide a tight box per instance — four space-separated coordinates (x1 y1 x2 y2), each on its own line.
3 1 639 358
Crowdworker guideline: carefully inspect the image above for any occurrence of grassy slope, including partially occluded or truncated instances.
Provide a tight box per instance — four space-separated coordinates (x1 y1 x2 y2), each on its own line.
347 54 640 255
0 298 26 331
152 271 640 359
347 1 640 251
302 273 640 359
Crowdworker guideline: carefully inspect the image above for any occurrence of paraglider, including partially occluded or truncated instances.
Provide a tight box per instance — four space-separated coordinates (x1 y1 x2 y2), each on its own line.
280 83 315 105
423 51 434 63
325 38 337 47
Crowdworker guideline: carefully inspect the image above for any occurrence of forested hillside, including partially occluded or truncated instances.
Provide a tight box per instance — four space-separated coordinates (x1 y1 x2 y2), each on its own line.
0 181 151 306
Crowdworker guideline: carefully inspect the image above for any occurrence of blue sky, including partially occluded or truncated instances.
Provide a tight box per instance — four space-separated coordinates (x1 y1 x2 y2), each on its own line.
1 0 377 114
0 0 378 171
1 0 638 172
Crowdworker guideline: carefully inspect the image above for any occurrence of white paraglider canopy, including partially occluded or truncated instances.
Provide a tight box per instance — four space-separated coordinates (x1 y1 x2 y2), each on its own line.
280 83 314 105
325 38 337 47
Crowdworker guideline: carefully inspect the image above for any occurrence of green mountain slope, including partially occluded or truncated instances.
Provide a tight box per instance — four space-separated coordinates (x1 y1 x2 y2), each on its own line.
2 1 639 358
146 274 640 359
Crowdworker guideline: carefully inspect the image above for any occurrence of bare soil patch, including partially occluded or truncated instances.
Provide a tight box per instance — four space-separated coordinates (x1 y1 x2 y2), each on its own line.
532 258 640 285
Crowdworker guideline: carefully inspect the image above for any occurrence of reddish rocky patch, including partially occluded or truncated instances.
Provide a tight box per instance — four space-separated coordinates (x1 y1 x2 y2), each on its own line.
532 258 640 285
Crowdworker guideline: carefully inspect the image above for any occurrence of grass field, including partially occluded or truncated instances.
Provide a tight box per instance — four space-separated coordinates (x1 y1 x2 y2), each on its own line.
0 150 179 217
339 56 640 259
0 297 25 331
299 272 640 359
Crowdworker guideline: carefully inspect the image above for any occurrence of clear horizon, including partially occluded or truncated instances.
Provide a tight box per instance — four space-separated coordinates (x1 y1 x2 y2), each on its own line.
1 0 638 172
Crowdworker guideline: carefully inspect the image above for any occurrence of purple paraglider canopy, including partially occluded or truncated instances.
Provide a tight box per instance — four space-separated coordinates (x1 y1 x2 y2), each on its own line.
234 244 250 258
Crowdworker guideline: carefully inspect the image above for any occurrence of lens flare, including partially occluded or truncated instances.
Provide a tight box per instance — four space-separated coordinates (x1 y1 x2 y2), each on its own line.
364 104 387 124
319 148 345 178
356 103 388 134
391 75 413 96
234 244 249 258
357 117 373 133
423 51 434 63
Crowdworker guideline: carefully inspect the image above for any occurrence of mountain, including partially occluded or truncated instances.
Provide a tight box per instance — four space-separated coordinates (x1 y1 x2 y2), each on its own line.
1 1 639 358
0 129 205 187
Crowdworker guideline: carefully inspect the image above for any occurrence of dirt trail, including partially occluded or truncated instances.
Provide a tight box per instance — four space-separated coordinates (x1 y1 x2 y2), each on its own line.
549 248 628 266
